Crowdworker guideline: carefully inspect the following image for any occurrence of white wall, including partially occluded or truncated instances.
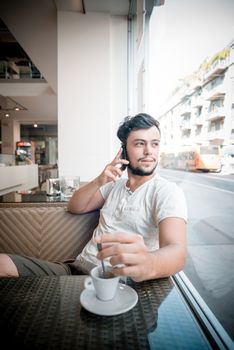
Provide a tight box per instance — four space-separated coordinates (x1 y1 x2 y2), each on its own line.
58 12 127 181
0 164 38 195
110 16 128 154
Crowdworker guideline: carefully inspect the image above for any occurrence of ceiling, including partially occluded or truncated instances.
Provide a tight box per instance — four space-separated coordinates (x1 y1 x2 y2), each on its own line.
0 0 132 126
0 0 161 127
0 11 57 126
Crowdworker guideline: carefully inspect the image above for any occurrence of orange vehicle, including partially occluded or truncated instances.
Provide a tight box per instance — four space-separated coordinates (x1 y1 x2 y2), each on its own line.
160 145 221 172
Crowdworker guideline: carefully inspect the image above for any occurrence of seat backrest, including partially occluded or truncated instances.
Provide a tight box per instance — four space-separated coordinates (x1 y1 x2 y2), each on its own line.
0 206 99 261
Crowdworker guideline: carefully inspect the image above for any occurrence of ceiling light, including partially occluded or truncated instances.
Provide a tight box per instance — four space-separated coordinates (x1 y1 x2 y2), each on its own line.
0 96 27 115
4 113 10 118
34 124 38 128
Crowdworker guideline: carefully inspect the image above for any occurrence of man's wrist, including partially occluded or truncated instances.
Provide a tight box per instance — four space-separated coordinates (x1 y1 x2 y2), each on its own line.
92 177 104 188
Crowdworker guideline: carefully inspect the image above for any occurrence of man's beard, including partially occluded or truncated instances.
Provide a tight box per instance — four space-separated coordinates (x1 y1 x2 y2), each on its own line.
128 162 157 176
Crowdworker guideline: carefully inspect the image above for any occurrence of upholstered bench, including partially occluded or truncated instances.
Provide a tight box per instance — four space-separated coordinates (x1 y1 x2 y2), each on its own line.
0 204 99 261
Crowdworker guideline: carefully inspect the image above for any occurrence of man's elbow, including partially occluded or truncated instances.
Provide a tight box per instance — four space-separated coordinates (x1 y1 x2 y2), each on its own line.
67 200 82 214
176 246 187 273
67 203 84 214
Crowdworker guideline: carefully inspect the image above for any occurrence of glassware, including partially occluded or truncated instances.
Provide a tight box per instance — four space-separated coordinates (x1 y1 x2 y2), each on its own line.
60 176 80 199
46 178 60 196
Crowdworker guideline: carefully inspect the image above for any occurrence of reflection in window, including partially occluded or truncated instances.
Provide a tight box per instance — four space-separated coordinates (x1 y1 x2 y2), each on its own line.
149 0 234 343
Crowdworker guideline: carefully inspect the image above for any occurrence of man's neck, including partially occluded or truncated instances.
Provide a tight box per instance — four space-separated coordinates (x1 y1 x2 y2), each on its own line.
126 172 155 192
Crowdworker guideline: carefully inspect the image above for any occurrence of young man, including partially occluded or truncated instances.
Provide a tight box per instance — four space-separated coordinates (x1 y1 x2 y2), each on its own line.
0 113 187 281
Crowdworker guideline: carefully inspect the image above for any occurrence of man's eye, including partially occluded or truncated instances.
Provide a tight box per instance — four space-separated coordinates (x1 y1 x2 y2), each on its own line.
152 142 159 147
135 142 144 147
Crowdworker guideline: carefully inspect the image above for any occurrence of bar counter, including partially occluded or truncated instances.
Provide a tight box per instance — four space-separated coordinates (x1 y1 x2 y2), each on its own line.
0 276 213 349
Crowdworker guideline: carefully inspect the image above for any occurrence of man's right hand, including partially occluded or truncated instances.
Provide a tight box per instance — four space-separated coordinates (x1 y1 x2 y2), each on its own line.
67 148 128 214
95 148 129 187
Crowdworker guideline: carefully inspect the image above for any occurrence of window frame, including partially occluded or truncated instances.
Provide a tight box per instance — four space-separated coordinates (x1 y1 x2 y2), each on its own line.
172 271 233 350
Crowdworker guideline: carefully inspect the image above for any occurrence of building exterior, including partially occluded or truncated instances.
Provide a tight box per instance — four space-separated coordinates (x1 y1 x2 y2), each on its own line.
158 39 234 153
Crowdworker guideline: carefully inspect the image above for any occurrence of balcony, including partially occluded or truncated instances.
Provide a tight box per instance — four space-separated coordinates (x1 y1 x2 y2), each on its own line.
205 88 225 102
207 129 225 141
0 60 19 79
0 60 43 80
194 135 204 144
194 117 204 125
180 120 192 130
204 58 229 82
206 107 225 121
180 105 191 116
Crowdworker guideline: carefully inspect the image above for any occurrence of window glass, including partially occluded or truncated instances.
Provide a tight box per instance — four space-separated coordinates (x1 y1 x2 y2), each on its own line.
149 0 234 341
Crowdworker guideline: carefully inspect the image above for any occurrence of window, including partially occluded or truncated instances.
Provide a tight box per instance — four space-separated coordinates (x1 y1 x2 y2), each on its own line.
149 0 234 344
195 125 202 136
136 0 145 48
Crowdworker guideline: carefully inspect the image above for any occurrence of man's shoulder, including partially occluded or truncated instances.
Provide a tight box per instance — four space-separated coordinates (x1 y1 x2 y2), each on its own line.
152 174 178 192
152 174 170 187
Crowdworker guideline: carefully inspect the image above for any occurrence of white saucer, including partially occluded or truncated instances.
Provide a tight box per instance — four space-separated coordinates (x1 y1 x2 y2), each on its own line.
80 283 138 316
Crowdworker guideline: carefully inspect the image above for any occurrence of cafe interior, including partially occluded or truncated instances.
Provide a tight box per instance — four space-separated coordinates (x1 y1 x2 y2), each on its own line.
0 1 232 349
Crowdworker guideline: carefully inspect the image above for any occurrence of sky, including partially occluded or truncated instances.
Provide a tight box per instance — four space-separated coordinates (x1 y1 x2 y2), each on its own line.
148 0 234 115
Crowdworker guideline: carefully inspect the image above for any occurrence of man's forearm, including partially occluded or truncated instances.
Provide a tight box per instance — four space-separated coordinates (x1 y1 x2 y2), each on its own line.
67 177 103 213
67 149 126 214
149 244 186 280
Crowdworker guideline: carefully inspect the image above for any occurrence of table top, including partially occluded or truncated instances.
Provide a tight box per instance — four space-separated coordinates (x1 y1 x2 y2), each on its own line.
0 276 212 349
0 183 88 207
0 190 64 202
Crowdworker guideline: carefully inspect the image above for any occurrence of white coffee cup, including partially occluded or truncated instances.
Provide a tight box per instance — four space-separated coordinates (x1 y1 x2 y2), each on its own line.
84 265 120 301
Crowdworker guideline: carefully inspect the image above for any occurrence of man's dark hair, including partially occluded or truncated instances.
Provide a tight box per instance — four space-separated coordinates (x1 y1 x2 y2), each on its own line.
117 113 160 144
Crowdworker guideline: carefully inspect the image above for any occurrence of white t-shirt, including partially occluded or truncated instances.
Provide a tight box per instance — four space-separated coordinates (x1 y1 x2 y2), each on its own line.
76 174 187 271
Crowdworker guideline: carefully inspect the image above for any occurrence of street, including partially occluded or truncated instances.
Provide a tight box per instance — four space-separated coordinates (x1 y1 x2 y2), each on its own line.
157 166 234 340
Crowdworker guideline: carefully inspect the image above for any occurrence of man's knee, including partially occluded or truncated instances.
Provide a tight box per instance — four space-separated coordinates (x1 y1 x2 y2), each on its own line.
0 254 19 277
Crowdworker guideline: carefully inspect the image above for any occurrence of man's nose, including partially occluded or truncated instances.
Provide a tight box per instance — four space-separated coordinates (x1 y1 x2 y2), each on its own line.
144 144 153 155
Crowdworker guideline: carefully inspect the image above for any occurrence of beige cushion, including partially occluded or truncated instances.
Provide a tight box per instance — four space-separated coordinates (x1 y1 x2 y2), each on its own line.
0 207 99 261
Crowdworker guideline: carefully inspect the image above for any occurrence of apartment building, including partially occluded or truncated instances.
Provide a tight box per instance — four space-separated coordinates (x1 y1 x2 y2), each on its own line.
158 39 234 152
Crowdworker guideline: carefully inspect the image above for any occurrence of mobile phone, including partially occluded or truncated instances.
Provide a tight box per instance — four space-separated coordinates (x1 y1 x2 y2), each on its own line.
120 144 128 171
